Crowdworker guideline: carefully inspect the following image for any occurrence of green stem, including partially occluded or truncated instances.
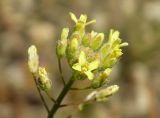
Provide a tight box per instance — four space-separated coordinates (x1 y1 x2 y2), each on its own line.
58 58 65 85
48 76 74 118
46 91 56 103
33 78 50 113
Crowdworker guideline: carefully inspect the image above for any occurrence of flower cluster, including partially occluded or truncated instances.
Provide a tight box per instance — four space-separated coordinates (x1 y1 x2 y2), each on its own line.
27 13 128 114
56 13 128 91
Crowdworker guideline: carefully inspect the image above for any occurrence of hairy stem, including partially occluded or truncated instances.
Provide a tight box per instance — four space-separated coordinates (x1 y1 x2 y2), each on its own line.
48 76 74 118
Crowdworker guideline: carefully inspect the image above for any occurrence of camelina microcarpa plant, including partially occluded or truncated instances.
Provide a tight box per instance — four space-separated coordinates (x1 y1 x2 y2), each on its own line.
27 12 128 118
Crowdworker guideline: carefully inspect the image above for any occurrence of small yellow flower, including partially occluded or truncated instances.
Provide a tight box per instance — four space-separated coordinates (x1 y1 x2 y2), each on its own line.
72 51 99 80
28 45 39 73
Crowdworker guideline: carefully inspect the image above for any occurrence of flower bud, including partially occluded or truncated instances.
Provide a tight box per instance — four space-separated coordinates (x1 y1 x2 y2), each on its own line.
90 33 104 50
75 14 87 37
66 38 79 65
103 57 117 68
109 29 120 42
28 45 39 74
56 28 69 58
91 68 112 88
61 28 69 40
38 67 52 91
82 33 90 46
56 40 67 58
100 43 110 59
95 85 119 102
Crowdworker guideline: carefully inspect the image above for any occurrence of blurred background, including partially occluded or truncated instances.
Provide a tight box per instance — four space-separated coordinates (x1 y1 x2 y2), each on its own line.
0 0 160 118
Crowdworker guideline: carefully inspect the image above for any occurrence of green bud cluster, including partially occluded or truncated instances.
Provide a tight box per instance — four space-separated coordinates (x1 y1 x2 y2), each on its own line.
56 13 128 89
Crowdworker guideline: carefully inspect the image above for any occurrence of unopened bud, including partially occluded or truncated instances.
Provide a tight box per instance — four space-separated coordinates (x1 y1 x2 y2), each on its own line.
90 33 104 50
61 28 69 40
95 85 119 102
38 67 52 91
56 28 69 58
82 33 90 46
56 40 67 58
92 68 112 88
28 45 39 74
109 29 120 42
66 38 79 64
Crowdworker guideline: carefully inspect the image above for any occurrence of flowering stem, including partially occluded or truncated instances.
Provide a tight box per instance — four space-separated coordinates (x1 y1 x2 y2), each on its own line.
58 58 65 85
33 77 50 113
48 76 74 118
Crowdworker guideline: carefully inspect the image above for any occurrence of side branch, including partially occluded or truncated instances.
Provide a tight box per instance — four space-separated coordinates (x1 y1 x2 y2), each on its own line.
48 76 74 118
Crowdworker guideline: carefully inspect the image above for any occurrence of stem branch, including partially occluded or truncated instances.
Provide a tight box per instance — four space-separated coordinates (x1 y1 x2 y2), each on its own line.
48 76 74 118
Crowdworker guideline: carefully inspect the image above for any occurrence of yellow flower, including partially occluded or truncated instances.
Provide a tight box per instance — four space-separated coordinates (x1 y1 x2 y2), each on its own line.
72 51 99 80
28 45 39 73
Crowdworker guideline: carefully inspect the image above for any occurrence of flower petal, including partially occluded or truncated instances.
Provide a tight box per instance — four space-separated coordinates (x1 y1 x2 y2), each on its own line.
88 60 99 71
79 51 86 65
85 71 94 80
69 12 78 23
72 63 82 71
